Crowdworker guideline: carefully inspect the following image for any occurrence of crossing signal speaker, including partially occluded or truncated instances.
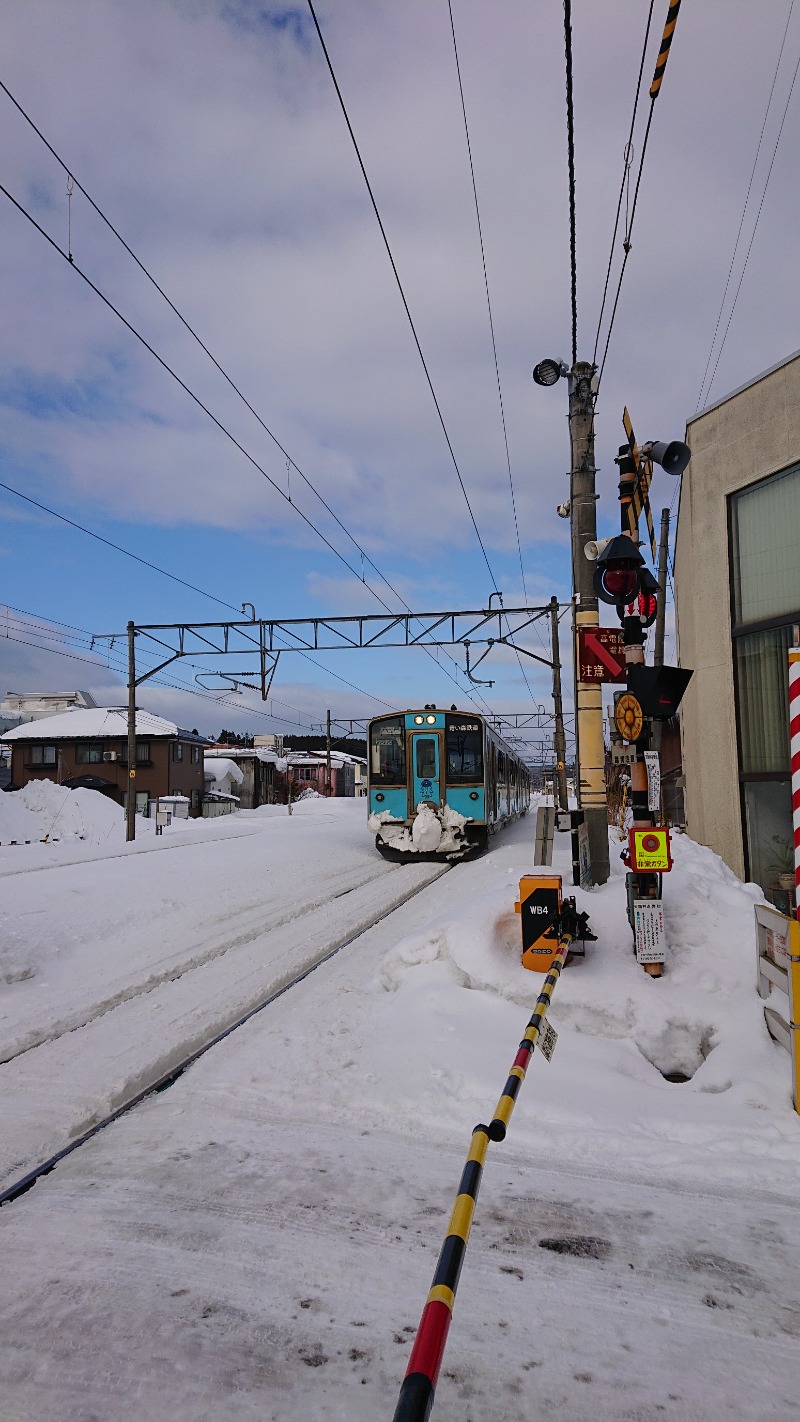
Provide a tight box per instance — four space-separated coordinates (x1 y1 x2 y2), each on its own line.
644 440 691 477
627 664 693 719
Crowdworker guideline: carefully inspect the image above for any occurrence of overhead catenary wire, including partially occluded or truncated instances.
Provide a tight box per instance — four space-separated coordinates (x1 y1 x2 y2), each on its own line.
305 0 501 599
563 0 578 367
592 1 656 367
701 33 800 407
0 182 492 715
594 0 683 388
446 0 545 694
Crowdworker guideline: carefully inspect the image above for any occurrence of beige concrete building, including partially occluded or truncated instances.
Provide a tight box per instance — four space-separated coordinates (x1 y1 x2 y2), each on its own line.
675 349 800 905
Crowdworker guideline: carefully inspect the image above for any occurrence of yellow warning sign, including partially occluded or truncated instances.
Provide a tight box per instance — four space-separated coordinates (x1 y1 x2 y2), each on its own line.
629 826 672 872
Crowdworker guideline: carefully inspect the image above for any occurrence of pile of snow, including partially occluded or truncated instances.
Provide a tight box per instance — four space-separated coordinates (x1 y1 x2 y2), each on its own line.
0 780 124 845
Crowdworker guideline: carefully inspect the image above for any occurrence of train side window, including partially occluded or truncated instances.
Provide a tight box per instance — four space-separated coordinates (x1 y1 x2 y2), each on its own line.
370 718 406 784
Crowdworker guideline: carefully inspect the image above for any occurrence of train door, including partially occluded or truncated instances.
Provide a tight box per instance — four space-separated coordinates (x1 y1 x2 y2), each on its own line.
411 733 441 810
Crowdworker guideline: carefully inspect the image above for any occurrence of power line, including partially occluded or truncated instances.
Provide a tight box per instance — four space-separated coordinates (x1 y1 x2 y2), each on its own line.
0 183 491 713
695 3 795 412
595 0 684 387
702 31 800 406
563 0 578 366
0 76 496 711
305 0 501 596
592 1 655 366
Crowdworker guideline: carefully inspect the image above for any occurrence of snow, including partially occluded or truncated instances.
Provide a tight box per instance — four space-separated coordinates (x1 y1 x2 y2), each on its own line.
0 705 190 740
2 790 800 1419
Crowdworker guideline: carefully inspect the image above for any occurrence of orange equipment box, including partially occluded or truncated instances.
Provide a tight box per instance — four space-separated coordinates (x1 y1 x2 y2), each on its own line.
514 873 563 972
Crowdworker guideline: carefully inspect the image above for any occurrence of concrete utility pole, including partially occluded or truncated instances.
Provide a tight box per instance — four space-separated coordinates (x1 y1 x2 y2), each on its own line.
126 620 136 843
653 507 670 668
569 361 610 884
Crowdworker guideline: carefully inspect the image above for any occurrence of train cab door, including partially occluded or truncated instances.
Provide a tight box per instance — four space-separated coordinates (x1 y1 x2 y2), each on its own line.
411 733 441 811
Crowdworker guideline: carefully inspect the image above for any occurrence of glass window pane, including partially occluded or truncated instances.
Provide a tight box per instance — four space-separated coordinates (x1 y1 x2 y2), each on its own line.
731 465 800 625
415 738 437 779
734 625 791 773
369 718 406 784
742 779 793 900
445 719 483 782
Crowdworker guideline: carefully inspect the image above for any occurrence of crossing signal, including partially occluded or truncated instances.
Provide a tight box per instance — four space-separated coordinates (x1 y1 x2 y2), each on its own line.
593 535 645 606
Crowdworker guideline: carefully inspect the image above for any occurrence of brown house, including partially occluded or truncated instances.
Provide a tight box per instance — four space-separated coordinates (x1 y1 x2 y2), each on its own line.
1 707 209 817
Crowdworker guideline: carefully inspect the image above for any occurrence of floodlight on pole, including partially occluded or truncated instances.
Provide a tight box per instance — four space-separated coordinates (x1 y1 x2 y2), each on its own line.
532 358 569 387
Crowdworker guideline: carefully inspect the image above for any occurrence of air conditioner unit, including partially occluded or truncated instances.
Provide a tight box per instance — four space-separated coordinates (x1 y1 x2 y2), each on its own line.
103 751 118 762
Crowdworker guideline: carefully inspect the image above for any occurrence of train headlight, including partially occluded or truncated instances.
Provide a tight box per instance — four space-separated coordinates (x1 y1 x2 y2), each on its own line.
426 714 436 724
414 715 424 724
375 792 385 802
469 791 479 801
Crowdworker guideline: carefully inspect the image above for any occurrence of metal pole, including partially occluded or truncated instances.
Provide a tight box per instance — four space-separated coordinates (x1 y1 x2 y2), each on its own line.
569 363 610 883
550 596 569 812
326 708 332 796
126 621 136 843
654 507 670 668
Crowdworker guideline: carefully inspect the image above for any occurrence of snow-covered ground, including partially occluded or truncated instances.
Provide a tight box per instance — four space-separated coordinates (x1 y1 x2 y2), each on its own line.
2 786 800 1420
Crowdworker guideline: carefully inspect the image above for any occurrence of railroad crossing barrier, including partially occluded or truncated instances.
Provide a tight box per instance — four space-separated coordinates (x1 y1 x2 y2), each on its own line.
755 902 800 1115
392 902 590 1422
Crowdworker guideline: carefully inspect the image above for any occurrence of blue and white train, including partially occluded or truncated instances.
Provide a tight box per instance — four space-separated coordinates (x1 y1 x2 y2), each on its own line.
367 706 530 859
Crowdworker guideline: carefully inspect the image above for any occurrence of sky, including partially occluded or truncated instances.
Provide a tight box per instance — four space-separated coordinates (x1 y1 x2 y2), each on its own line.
1 0 799 750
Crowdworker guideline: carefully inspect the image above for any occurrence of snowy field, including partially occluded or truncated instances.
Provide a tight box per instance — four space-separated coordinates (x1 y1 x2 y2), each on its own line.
2 784 800 1420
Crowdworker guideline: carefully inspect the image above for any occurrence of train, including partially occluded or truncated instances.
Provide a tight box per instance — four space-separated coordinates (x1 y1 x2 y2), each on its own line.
367 705 531 859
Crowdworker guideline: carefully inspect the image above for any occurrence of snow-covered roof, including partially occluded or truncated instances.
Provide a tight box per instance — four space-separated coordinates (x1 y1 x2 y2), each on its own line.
203 757 244 786
1 707 188 741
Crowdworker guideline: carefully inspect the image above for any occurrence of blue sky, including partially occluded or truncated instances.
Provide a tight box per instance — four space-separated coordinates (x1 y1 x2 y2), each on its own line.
2 0 798 753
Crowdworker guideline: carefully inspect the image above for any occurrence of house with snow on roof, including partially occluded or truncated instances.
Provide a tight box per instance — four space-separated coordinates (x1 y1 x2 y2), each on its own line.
1 707 210 817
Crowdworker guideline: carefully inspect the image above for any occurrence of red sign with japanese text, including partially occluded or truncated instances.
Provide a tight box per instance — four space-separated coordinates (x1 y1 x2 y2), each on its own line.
578 627 626 684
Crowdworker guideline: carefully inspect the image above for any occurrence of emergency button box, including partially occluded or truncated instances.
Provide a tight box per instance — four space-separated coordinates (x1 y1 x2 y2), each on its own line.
515 872 562 972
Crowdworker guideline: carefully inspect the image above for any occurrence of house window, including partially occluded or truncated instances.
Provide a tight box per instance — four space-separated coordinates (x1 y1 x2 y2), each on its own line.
174 742 184 762
729 470 800 903
191 745 201 764
76 743 105 764
28 744 57 766
190 789 200 813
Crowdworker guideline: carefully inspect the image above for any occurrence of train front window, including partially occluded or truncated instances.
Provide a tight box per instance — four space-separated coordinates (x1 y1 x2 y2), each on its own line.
370 718 406 784
445 717 483 783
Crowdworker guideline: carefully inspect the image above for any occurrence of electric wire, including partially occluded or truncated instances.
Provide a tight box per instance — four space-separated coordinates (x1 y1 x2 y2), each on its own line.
595 0 684 387
702 39 800 406
563 0 578 367
0 185 492 715
592 1 655 366
305 0 501 597
0 80 494 711
446 0 544 694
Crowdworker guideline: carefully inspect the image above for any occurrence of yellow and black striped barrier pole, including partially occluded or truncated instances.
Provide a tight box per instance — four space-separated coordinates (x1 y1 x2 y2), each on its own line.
392 908 584 1422
649 0 682 99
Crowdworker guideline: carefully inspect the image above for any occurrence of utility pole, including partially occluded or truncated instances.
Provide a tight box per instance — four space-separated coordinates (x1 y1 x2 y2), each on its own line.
126 620 136 843
654 507 670 668
549 596 569 813
326 708 332 796
569 361 610 883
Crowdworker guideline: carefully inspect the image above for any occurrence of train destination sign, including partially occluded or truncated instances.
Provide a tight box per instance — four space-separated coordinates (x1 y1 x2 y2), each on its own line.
578 627 626 684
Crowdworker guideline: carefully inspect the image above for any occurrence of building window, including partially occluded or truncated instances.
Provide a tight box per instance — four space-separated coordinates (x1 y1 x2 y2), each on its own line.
28 744 57 766
174 742 184 762
190 789 200 812
76 743 105 764
730 472 800 903
190 745 201 764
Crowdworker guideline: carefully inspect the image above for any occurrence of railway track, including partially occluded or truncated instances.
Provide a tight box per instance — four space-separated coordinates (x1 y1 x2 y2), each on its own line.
0 859 450 1207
